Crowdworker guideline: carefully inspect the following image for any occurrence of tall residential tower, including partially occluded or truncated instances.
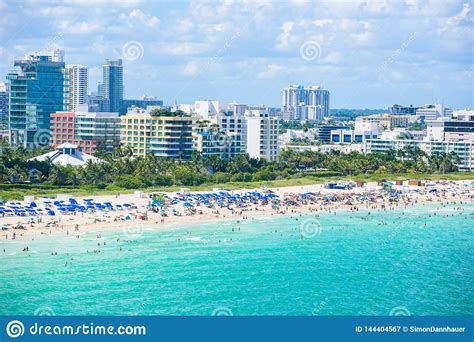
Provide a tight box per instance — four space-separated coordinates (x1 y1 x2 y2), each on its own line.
7 53 66 147
103 59 123 113
66 65 88 111
281 85 330 122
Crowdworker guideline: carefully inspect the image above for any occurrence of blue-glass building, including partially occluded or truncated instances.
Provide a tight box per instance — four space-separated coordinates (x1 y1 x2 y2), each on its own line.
103 59 123 113
0 86 7 130
7 56 66 147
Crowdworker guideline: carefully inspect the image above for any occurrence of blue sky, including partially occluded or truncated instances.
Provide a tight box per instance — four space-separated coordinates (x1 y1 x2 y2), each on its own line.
0 0 473 109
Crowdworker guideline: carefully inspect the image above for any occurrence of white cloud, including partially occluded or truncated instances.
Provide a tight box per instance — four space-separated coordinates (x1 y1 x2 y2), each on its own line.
164 43 209 56
68 0 141 8
57 21 100 34
0 0 472 108
174 19 194 34
445 2 472 27
323 52 342 64
38 6 75 17
276 21 294 50
313 19 333 27
182 61 200 76
257 63 282 79
129 8 160 27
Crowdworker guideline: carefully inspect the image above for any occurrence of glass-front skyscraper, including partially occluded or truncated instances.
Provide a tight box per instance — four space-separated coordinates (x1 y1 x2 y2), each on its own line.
103 59 123 113
0 83 7 130
7 55 66 147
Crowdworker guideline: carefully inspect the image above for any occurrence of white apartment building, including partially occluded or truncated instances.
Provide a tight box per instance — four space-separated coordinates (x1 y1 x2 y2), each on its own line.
178 103 195 114
66 65 88 111
379 129 426 141
282 143 363 154
279 129 318 145
176 100 230 119
244 109 279 161
281 85 330 122
426 111 474 143
229 102 248 116
194 114 246 159
356 114 412 130
329 122 379 144
364 139 474 171
415 104 453 121
194 100 228 119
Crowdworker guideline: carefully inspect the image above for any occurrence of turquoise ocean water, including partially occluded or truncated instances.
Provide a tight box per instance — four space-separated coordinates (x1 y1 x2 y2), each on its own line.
1 202 473 316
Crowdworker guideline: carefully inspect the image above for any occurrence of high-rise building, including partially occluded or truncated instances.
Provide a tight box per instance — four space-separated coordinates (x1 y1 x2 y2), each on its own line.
121 107 195 159
218 114 246 159
194 114 246 159
50 108 121 155
0 83 7 130
66 65 88 111
244 109 279 161
281 85 330 122
103 59 123 113
7 53 66 147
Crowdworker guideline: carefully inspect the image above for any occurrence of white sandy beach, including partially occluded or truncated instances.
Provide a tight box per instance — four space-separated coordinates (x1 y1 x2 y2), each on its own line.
1 180 473 241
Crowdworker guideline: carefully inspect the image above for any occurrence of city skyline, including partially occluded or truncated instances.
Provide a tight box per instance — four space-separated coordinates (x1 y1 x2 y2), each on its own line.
0 0 473 109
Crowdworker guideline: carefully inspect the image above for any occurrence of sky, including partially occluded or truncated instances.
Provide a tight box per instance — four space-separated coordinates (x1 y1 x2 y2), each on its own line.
0 0 473 109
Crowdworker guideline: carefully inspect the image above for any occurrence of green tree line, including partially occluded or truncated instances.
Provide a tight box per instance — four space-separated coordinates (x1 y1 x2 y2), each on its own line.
0 145 462 188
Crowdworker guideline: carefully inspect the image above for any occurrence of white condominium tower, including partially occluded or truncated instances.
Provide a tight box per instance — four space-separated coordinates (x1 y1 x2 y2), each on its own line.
281 85 330 122
66 65 88 111
245 109 279 161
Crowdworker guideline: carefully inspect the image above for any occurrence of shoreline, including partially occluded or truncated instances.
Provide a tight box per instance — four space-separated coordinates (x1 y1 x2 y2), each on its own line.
1 180 473 242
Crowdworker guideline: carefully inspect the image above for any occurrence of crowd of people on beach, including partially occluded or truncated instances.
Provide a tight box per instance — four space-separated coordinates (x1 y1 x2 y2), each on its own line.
1 181 473 253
